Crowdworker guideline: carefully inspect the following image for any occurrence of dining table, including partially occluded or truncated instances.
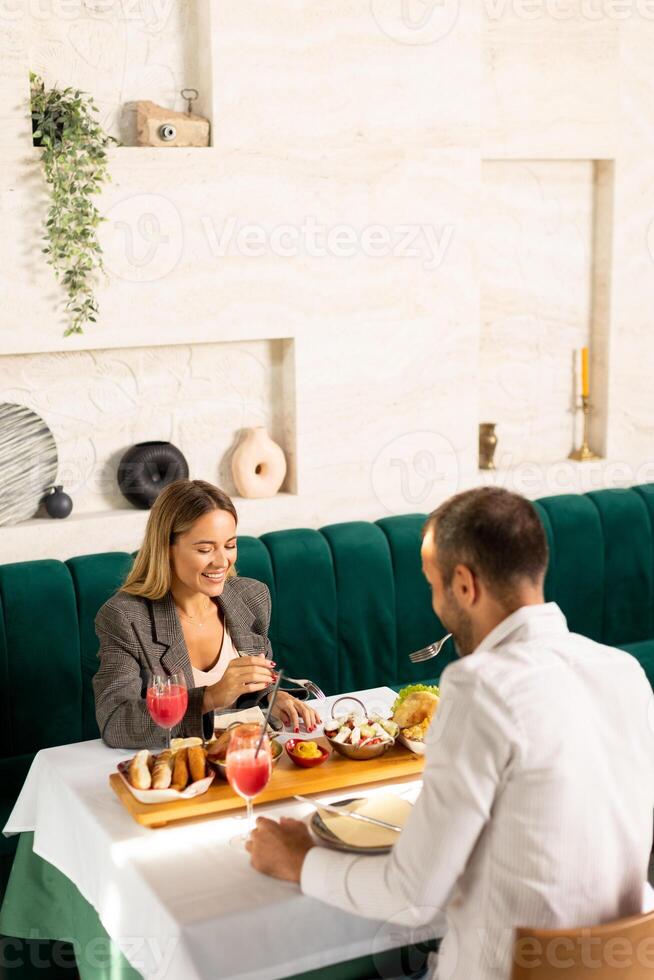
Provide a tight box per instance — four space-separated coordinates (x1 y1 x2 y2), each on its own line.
0 686 445 980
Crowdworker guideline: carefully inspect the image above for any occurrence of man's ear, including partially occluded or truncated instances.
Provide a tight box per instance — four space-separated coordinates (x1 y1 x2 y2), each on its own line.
452 563 477 607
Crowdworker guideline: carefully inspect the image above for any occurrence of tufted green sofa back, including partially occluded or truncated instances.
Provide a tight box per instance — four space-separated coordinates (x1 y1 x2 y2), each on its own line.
0 515 451 754
3 485 654 746
2 484 654 892
534 485 654 650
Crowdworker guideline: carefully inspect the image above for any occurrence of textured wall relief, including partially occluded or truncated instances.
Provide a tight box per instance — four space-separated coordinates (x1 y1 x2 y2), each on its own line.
0 340 288 514
28 0 199 143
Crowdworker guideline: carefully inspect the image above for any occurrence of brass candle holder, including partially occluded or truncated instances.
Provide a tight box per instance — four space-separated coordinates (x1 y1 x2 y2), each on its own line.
479 422 498 471
568 395 600 461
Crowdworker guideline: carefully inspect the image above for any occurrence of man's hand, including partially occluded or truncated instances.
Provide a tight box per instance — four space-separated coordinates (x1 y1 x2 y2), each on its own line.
246 816 314 883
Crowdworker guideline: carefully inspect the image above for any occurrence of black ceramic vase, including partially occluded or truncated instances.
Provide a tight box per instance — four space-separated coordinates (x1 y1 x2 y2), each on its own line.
117 441 189 509
44 485 73 519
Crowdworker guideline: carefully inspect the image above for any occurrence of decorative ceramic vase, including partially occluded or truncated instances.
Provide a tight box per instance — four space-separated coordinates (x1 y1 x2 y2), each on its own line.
117 441 189 509
43 485 73 519
479 423 498 471
231 427 287 498
0 403 58 526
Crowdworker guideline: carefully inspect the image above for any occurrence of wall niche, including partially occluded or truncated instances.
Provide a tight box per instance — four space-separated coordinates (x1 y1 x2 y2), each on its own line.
28 0 214 146
0 336 297 517
479 159 613 467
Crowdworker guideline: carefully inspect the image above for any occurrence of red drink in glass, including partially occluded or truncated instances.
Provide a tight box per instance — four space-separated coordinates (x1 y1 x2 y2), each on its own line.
146 684 188 729
225 723 273 848
226 749 272 799
145 673 188 747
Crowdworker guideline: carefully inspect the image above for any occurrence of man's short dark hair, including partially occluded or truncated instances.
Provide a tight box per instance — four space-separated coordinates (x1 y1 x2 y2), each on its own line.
423 487 548 597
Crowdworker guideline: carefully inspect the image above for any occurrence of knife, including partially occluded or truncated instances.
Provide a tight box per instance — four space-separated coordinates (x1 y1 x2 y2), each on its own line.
294 795 403 832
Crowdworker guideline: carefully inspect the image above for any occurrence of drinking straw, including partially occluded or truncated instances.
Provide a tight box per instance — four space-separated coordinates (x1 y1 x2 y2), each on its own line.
255 669 284 757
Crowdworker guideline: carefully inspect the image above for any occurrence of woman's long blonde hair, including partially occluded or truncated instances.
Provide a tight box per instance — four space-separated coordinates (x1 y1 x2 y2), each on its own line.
121 479 238 600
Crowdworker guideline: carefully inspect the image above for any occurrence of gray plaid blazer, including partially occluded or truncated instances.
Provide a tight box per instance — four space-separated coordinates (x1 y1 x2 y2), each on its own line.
93 576 273 749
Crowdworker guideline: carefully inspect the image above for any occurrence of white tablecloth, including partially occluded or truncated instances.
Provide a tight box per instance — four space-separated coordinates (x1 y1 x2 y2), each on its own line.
4 687 435 980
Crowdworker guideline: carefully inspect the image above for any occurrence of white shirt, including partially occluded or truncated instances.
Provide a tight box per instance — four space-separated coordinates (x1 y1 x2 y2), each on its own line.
301 603 654 980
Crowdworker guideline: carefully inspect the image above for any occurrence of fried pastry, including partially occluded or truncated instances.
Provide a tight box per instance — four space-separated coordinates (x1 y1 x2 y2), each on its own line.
209 728 232 762
128 749 152 790
151 750 173 789
188 745 206 782
393 691 439 729
171 748 189 791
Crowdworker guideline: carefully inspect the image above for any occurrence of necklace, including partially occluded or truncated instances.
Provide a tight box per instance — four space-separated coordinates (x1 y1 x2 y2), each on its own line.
175 600 216 628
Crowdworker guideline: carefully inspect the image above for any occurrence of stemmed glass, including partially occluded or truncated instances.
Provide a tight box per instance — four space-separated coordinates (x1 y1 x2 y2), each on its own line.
146 672 188 749
225 723 272 847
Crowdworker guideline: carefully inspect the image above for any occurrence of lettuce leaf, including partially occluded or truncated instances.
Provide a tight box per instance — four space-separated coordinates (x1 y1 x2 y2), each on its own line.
391 683 440 716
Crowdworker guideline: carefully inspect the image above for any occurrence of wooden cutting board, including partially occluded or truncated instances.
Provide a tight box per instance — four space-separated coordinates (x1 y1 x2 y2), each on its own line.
110 740 424 828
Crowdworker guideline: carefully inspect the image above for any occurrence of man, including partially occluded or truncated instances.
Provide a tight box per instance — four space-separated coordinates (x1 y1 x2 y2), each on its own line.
247 487 654 979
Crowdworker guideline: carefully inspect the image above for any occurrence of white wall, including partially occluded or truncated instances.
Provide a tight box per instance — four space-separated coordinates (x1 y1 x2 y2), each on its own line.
0 1 653 563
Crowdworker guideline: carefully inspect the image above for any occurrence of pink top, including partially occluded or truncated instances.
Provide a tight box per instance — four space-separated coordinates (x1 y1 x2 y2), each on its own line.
191 625 239 688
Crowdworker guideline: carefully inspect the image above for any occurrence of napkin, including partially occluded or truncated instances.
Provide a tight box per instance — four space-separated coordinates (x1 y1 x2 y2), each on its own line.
213 706 268 730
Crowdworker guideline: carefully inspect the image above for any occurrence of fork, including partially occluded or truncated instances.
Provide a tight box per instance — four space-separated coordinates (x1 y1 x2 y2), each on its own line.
408 633 453 664
283 676 326 700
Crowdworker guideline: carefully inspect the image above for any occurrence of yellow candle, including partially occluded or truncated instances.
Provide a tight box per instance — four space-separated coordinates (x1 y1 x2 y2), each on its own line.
581 347 590 398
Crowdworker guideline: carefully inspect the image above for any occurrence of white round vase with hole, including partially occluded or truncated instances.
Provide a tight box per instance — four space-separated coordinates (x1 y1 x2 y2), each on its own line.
231 427 287 499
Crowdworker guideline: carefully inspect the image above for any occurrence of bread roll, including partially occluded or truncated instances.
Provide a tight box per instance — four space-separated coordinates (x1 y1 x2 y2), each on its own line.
128 750 152 790
188 745 206 782
151 750 173 789
393 691 439 729
210 728 232 762
171 748 189 791
171 736 203 752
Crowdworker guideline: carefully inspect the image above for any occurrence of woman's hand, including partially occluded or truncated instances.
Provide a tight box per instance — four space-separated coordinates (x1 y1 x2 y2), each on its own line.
272 691 319 733
205 655 275 711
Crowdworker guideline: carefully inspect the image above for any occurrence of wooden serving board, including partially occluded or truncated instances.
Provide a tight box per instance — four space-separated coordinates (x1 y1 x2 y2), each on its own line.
110 740 424 828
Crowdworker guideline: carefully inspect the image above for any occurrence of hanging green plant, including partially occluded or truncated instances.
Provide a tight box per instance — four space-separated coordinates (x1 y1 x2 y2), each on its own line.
30 72 118 336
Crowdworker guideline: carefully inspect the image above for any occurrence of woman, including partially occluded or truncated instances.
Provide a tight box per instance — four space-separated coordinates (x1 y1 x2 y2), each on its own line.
93 479 318 748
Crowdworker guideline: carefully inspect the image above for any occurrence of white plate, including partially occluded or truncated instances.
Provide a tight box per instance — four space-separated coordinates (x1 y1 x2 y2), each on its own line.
398 732 426 756
117 761 215 804
310 799 394 854
310 795 413 853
